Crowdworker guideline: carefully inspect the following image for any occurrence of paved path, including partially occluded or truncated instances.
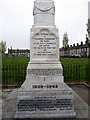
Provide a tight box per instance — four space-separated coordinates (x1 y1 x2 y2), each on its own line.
69 85 90 106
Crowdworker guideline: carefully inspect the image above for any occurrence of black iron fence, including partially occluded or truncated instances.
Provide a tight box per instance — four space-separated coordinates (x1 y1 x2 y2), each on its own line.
2 64 90 85
2 65 27 85
63 64 90 83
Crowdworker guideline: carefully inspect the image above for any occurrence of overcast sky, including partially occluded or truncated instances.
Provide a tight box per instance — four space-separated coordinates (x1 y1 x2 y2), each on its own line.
0 0 89 51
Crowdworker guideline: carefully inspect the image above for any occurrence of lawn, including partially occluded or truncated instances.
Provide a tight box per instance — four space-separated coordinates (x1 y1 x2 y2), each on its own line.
2 57 90 85
2 57 29 65
60 58 89 65
2 57 89 65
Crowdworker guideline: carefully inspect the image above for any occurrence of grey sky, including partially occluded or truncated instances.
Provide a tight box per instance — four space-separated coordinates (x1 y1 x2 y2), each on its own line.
0 0 89 51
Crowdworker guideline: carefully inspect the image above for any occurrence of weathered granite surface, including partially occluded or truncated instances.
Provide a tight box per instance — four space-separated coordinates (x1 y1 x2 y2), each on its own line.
2 88 89 119
15 82 76 118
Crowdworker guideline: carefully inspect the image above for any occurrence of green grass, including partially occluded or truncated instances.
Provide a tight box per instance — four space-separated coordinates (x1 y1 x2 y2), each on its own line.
2 57 89 65
61 58 89 65
2 57 90 85
2 57 29 65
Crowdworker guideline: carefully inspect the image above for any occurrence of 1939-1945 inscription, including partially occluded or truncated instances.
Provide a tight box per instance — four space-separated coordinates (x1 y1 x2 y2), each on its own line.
33 84 58 89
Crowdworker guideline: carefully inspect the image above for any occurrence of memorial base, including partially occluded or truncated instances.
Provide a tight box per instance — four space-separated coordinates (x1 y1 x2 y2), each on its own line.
15 77 76 118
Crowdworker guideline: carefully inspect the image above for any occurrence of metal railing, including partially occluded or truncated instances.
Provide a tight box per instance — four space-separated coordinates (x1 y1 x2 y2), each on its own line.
63 64 90 83
2 65 27 85
2 64 90 85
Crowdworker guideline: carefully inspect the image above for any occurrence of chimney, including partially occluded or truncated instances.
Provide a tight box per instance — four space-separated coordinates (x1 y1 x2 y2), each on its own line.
73 44 75 47
81 41 83 45
77 43 79 46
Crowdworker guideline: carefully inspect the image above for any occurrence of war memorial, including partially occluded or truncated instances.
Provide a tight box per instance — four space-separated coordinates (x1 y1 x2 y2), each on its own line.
15 0 76 118
2 0 89 119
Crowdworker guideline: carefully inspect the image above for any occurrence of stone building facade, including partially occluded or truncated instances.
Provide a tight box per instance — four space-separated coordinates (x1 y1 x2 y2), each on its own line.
8 42 90 58
8 48 30 57
60 41 90 57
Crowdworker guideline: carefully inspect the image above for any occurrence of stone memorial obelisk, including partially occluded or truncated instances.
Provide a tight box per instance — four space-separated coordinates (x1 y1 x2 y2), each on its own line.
15 0 76 118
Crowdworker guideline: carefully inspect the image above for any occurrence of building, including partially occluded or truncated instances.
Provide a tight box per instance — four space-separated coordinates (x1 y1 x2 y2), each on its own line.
8 48 30 57
60 41 90 57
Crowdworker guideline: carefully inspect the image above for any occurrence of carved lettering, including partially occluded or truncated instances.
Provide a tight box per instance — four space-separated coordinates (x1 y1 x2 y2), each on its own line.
28 69 62 75
32 29 58 59
18 97 73 112
33 85 58 89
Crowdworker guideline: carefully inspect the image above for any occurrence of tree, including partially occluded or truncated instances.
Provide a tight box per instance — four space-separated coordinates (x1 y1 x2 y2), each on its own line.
86 19 90 37
9 46 13 56
86 19 90 43
62 32 69 48
0 41 7 54
86 19 90 84
86 19 90 57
